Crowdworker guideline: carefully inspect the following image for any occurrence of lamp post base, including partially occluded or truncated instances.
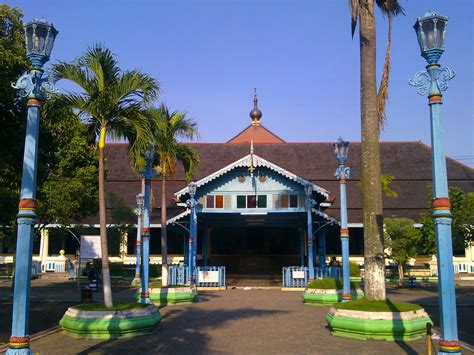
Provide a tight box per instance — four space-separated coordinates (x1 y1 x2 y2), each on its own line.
7 336 33 355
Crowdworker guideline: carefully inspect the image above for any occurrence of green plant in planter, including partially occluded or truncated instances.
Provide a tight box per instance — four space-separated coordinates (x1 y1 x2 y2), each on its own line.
307 278 360 290
303 278 364 306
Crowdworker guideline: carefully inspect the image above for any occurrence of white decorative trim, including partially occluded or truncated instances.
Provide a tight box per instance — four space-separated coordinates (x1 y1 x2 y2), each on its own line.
65 305 158 319
166 210 191 225
328 307 430 321
175 153 329 198
313 209 340 225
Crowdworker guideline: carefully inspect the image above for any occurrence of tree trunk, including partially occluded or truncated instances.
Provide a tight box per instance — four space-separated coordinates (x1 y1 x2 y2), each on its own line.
359 0 386 301
160 175 169 286
398 264 404 285
98 127 113 307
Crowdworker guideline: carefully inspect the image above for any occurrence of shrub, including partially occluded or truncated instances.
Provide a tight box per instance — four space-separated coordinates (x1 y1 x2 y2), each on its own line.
149 264 161 278
334 299 422 312
350 262 361 277
307 278 360 290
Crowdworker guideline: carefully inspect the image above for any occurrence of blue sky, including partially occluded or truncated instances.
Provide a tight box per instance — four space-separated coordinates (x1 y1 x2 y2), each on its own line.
9 0 474 167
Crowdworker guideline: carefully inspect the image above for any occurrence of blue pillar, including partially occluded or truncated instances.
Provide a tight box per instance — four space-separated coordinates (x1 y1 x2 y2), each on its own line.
140 154 154 304
318 230 326 270
339 177 351 302
299 229 305 267
132 196 143 286
183 233 188 265
429 69 459 355
306 209 315 280
203 226 208 267
9 99 41 355
305 185 315 280
334 163 351 302
186 183 198 285
192 211 198 269
410 45 459 353
187 205 196 284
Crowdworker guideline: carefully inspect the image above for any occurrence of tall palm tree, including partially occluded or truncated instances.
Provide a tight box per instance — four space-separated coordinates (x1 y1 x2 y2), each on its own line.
148 104 199 286
51 45 159 307
348 0 404 300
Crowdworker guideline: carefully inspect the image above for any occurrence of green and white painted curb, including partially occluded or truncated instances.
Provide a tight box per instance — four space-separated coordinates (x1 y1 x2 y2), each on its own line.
136 285 198 306
326 307 432 341
59 304 161 339
302 288 364 306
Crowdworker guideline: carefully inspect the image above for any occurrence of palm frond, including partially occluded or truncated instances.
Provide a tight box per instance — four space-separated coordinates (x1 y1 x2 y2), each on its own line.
349 0 360 38
376 0 404 130
375 0 405 17
175 144 200 182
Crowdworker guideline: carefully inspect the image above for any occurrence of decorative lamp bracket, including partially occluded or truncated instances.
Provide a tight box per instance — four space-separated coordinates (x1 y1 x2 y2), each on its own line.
409 66 455 96
12 70 57 100
335 166 351 180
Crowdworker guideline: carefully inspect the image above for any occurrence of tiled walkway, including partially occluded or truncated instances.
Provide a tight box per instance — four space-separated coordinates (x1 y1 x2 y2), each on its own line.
28 290 431 355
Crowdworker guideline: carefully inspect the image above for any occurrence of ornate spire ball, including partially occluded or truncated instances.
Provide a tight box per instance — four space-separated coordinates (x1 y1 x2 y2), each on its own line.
249 88 262 125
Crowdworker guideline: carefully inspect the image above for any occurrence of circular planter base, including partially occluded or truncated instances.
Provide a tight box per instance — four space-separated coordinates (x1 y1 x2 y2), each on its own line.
302 288 364 306
59 304 161 339
137 286 198 306
326 307 432 341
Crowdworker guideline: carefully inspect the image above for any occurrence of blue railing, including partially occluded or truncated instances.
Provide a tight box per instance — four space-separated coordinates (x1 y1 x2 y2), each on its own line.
282 266 341 288
168 265 226 287
168 264 188 285
196 266 226 287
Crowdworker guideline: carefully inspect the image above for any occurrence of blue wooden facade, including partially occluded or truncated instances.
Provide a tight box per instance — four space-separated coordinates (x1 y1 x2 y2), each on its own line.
171 149 339 280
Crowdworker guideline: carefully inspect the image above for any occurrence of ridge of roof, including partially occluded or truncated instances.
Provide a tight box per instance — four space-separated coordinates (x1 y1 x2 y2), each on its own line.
226 124 286 144
175 153 330 198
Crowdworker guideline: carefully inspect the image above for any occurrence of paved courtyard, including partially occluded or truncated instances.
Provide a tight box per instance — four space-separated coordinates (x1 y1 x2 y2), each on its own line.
1 278 474 354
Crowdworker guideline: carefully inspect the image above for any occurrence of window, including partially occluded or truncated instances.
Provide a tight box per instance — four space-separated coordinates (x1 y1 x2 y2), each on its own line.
237 195 246 209
280 194 298 208
247 195 257 208
237 195 267 209
206 195 224 209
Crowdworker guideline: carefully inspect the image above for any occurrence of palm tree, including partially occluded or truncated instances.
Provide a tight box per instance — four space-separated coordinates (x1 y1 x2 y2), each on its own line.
51 45 159 307
148 104 199 286
348 0 404 300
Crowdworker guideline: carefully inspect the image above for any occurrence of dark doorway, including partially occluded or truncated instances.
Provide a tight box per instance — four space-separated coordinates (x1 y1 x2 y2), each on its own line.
209 226 300 275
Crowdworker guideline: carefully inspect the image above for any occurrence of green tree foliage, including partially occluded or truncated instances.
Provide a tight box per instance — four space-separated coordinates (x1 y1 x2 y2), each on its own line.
356 174 398 198
384 218 421 283
419 187 474 255
0 5 29 229
0 6 98 249
36 98 99 231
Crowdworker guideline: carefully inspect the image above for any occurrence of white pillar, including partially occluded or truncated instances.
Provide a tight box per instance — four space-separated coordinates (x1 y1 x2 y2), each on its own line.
39 229 49 263
120 230 128 259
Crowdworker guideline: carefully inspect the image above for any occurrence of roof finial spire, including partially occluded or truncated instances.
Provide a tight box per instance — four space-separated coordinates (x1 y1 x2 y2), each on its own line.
249 88 262 125
249 139 255 177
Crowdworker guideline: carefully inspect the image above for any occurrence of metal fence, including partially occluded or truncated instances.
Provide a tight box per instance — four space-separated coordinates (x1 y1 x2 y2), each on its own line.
196 266 226 287
168 265 226 287
168 264 188 285
282 266 341 288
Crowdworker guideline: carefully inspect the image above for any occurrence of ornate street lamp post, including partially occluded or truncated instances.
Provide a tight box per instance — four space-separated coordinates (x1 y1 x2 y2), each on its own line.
409 12 459 355
186 182 198 285
8 18 58 355
140 147 157 303
304 184 315 281
333 138 351 302
132 193 144 286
